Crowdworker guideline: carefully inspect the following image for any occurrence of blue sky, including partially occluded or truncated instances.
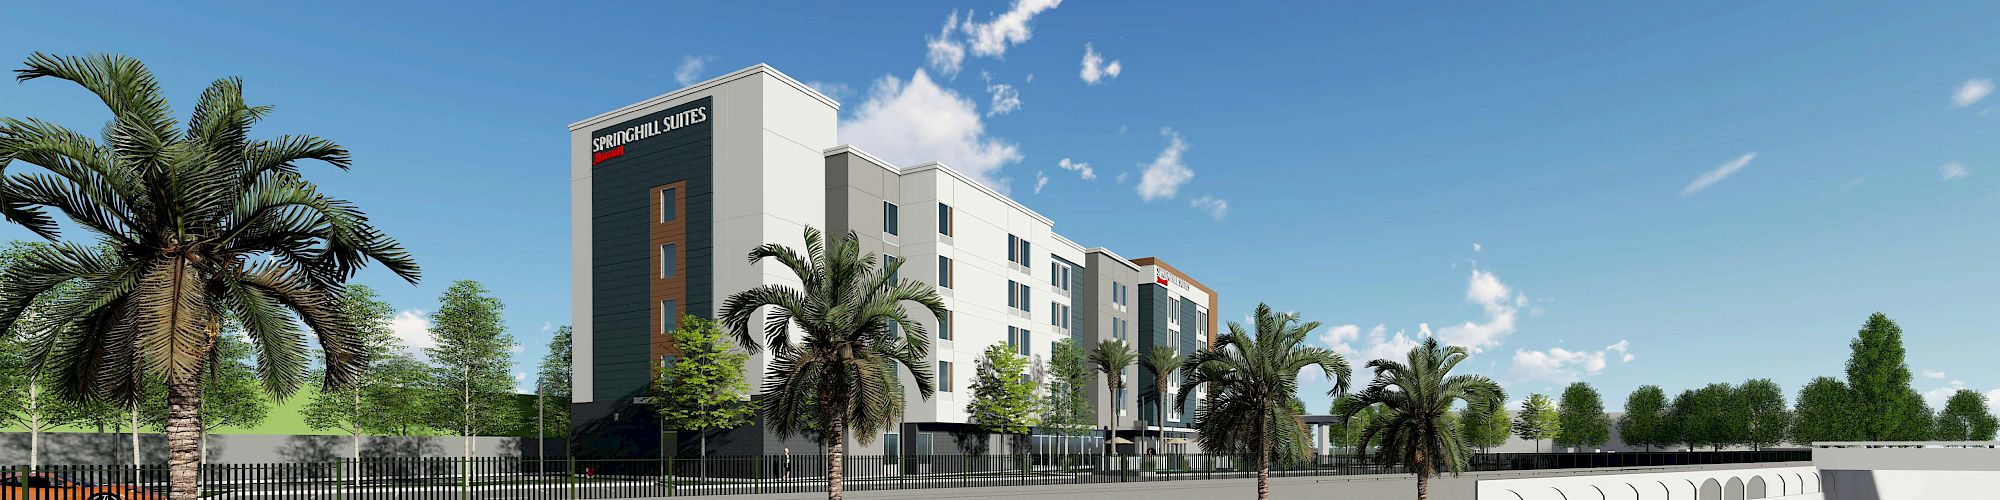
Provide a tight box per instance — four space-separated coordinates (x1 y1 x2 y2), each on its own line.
4 1 1997 412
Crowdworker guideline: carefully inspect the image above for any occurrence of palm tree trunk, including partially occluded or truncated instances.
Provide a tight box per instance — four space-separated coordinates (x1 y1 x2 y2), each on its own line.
1417 473 1430 500
827 413 846 500
1256 409 1271 500
166 375 204 500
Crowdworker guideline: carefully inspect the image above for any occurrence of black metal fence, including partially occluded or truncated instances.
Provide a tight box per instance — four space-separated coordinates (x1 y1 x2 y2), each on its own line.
0 450 1809 499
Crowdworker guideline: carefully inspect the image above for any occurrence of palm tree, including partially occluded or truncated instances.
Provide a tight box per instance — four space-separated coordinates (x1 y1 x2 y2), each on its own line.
0 53 419 500
1177 304 1350 500
1338 337 1504 500
719 226 942 500
1140 345 1182 454
1089 339 1136 454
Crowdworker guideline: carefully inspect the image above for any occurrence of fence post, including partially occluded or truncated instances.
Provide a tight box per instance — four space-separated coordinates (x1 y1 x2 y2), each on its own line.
666 455 676 497
1120 454 1128 482
566 455 576 500
335 458 344 500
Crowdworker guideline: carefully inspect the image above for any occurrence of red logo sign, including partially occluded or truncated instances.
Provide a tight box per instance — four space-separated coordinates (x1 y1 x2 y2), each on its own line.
592 145 625 165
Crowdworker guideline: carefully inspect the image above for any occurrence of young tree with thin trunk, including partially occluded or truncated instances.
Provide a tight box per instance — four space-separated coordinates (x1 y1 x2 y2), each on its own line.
1180 304 1351 500
968 343 1038 453
719 227 943 500
1554 382 1609 452
1338 337 1497 500
302 285 400 460
1513 394 1559 453
1037 338 1094 456
653 315 754 480
1139 345 1183 454
1088 339 1136 454
0 53 420 500
1458 400 1510 454
423 280 518 460
536 326 573 457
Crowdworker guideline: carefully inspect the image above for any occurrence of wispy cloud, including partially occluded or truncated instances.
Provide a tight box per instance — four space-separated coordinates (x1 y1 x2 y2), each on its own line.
1509 341 1634 384
674 55 715 86
806 81 853 101
1954 79 1994 108
1056 157 1096 180
1942 161 1970 181
1681 152 1756 196
1436 269 1524 353
1923 369 1948 380
1137 128 1193 201
962 0 1063 58
1033 171 1051 194
1189 195 1229 221
1080 43 1122 85
1472 243 1482 253
986 83 1021 116
925 12 967 78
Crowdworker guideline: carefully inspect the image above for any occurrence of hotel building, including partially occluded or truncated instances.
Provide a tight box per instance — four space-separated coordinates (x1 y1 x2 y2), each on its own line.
569 64 1216 458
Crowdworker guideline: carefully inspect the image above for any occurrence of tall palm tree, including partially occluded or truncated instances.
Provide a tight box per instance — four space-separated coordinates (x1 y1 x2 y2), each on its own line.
0 53 419 500
1177 304 1350 500
1338 337 1504 500
1139 345 1182 454
719 226 942 500
1088 339 1136 454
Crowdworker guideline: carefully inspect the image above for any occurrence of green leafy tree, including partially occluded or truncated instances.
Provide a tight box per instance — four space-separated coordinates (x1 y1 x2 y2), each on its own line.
654 315 755 477
1038 338 1095 451
1791 376 1859 445
718 227 943 500
0 53 421 500
1554 383 1609 451
1738 379 1789 450
1140 345 1184 453
364 355 432 436
142 332 274 464
1513 394 1559 453
1330 394 1383 452
1618 385 1669 451
423 280 518 459
1672 383 1744 451
1459 399 1511 454
536 326 573 454
1935 389 1999 441
1339 337 1501 500
301 285 401 459
968 343 1038 452
1178 304 1351 500
1089 339 1136 454
0 335 88 468
1845 313 1930 440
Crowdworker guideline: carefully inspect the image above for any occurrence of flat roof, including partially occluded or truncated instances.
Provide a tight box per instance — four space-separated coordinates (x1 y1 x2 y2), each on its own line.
569 64 839 131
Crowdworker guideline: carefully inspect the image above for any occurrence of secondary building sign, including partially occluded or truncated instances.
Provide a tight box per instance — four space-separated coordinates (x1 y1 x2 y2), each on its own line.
590 105 710 165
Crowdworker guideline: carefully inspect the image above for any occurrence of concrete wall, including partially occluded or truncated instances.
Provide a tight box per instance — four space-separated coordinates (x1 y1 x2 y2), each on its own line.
0 433 566 464
1478 465 1823 499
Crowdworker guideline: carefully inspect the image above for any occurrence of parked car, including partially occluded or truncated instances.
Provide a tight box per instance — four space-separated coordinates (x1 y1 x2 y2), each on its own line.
0 473 164 500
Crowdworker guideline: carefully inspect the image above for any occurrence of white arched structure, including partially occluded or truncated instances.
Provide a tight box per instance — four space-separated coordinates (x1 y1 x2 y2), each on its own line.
1476 466 1823 500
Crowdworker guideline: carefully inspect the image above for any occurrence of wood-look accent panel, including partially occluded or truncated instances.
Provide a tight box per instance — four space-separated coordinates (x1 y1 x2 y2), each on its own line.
651 181 689 371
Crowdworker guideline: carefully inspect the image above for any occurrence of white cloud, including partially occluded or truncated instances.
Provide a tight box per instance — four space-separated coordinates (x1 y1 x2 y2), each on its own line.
961 0 1062 58
1472 243 1482 253
839 70 1023 191
1033 171 1050 194
1925 379 1972 408
1189 195 1230 221
1137 128 1193 201
1923 369 1948 380
1080 43 1122 85
925 12 967 78
1114 172 1129 184
1681 152 1757 196
1942 161 1970 181
390 309 434 358
1321 324 1427 364
1988 389 2000 409
1435 269 1522 353
986 83 1021 116
1057 158 1096 180
806 81 853 101
1025 73 1035 83
1510 340 1633 384
1954 79 1993 108
674 55 715 86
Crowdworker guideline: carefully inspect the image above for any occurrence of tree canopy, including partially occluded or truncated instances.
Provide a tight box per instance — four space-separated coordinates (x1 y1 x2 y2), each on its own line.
1618 385 1669 451
1512 394 1559 452
1554 382 1609 449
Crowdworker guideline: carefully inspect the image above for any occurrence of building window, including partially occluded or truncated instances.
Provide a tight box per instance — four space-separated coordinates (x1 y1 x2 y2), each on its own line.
938 203 952 236
661 300 678 334
1007 234 1018 264
885 433 901 465
660 188 677 222
1020 239 1031 267
1019 283 1031 312
1007 280 1018 308
1009 327 1030 356
660 355 677 371
1050 303 1061 326
660 244 676 278
1112 282 1127 305
886 255 899 282
917 433 935 456
883 201 899 236
939 310 952 340
938 361 952 392
937 256 953 288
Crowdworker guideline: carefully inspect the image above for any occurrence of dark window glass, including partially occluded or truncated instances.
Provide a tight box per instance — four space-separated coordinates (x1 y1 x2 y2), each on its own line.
660 244 676 278
884 202 899 235
661 188 677 222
